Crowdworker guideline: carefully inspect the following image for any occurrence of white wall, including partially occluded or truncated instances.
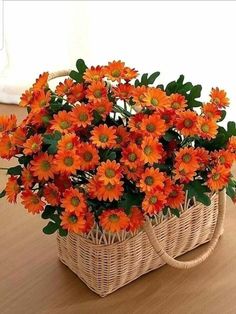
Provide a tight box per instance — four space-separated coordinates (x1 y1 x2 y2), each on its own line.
0 1 235 124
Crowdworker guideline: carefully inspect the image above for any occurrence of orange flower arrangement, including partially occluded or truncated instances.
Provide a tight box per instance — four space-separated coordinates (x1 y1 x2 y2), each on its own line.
0 59 235 237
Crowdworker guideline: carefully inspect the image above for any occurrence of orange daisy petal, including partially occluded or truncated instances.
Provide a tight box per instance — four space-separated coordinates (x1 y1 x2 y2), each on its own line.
31 152 55 181
5 176 21 203
21 190 45 214
99 209 129 232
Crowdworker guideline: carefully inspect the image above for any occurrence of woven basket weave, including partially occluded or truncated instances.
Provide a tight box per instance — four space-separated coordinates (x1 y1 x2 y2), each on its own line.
49 71 226 297
57 192 226 297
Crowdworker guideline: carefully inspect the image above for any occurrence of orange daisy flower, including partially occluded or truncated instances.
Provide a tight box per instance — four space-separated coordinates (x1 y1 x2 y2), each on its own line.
77 143 100 171
70 104 92 128
173 167 196 183
166 185 185 209
170 93 187 110
227 136 236 155
104 60 125 82
211 149 234 169
112 83 133 101
142 190 166 215
11 127 27 146
30 108 51 127
54 150 80 175
202 103 221 121
31 90 51 113
128 113 146 132
83 65 105 82
210 87 229 108
21 165 34 189
99 209 129 232
140 114 167 138
61 187 87 214
57 133 78 152
115 125 129 148
90 98 113 120
175 110 198 137
121 143 142 168
97 160 122 185
44 183 60 206
67 83 85 104
131 86 148 107
86 81 107 102
175 147 199 173
32 72 49 91
207 165 230 191
139 167 165 193
55 78 74 97
19 90 33 107
0 114 17 133
23 134 43 155
54 174 72 194
84 211 95 233
91 124 116 149
50 111 74 134
129 131 144 146
197 116 218 140
141 136 163 164
31 152 55 181
143 87 170 110
21 190 45 214
123 164 144 182
123 67 138 81
195 147 209 170
60 210 87 234
0 134 16 159
127 206 144 232
5 176 21 203
159 108 176 128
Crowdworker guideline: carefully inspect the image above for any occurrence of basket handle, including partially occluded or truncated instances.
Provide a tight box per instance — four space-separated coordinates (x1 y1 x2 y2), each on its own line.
48 70 72 81
144 191 226 269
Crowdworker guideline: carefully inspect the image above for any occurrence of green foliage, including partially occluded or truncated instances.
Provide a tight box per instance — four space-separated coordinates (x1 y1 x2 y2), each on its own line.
41 205 56 219
170 208 180 218
43 221 59 235
0 190 6 198
7 165 22 175
227 121 236 137
218 110 226 122
185 180 211 206
18 155 32 166
69 59 88 83
50 101 63 113
43 131 62 154
163 130 181 142
226 178 236 202
135 71 160 87
118 192 144 215
42 210 64 235
100 150 117 161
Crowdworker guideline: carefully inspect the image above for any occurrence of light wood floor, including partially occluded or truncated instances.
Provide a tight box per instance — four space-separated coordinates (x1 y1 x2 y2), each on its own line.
0 104 236 314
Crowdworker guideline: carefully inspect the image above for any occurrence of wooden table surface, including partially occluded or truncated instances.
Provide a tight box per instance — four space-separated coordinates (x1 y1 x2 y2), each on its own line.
0 104 236 314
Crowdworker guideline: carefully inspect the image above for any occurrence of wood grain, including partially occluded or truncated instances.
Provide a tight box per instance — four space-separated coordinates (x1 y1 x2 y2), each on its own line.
0 104 236 314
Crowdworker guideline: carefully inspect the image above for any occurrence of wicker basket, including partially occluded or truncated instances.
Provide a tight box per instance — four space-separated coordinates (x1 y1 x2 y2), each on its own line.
57 191 226 297
48 71 226 297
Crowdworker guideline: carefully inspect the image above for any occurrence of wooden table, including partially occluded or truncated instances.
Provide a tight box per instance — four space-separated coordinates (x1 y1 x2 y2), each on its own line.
0 104 236 314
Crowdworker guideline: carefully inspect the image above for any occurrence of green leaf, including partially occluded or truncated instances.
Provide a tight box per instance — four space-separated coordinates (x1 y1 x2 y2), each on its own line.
43 131 62 154
226 178 236 201
0 190 6 198
178 82 193 94
140 73 148 86
18 155 32 166
165 81 177 95
93 111 102 124
50 101 63 113
7 165 22 175
163 130 181 142
76 59 87 73
58 227 68 237
227 121 236 137
119 193 144 215
176 74 185 85
41 205 56 219
189 85 202 99
147 71 160 85
162 207 168 216
69 70 81 82
69 59 87 83
185 180 211 206
43 221 59 235
170 208 180 218
218 110 226 122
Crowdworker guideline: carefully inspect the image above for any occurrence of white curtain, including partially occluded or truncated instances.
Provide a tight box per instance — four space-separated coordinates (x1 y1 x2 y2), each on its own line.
0 1 236 124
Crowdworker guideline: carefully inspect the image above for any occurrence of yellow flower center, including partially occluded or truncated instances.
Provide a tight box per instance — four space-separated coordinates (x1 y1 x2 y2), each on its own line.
184 119 193 128
106 183 115 191
41 160 51 171
93 89 102 98
60 121 70 130
151 98 158 106
96 106 105 114
146 123 156 133
66 142 74 150
109 213 119 222
171 102 180 109
64 156 74 167
212 173 220 181
111 69 121 78
149 196 158 204
79 113 88 122
219 156 225 164
214 97 220 105
99 134 108 143
144 145 153 156
32 195 40 204
139 95 145 102
31 143 39 150
145 176 154 186
71 196 80 207
201 123 210 133
42 116 50 124
116 135 122 144
169 190 178 198
182 153 191 163
105 168 116 178
162 114 170 123
128 152 137 162
69 214 78 224
83 151 93 162
40 100 46 108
